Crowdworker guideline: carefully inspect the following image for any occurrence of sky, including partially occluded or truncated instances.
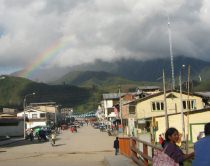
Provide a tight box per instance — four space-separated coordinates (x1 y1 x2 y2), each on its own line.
0 0 210 74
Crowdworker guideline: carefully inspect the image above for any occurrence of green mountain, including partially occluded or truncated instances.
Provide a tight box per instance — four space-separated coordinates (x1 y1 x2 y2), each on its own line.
0 76 91 112
53 70 160 92
62 56 210 82
12 56 210 83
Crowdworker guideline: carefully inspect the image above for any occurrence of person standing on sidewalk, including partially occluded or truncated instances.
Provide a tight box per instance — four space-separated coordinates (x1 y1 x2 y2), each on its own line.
113 137 119 155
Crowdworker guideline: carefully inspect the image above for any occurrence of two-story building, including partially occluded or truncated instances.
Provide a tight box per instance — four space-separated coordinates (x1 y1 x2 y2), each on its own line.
129 90 206 142
101 93 125 121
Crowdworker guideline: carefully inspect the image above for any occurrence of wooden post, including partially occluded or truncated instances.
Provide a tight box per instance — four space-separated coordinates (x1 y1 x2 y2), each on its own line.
143 144 148 165
163 69 169 130
186 65 191 154
130 138 137 158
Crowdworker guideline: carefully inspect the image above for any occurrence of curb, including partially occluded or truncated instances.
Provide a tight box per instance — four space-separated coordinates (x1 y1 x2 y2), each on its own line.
104 155 137 166
0 138 25 147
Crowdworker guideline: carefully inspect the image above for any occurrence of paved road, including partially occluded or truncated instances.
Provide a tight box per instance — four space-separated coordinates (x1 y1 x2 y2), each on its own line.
0 125 116 166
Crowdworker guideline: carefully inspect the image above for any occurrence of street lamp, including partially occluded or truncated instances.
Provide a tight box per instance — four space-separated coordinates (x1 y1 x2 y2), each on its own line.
23 92 35 139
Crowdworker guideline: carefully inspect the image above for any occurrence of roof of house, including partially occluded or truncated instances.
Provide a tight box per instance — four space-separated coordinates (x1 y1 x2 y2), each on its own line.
0 114 16 118
137 86 160 90
102 93 125 100
0 117 23 123
29 102 57 106
126 89 205 105
195 92 210 98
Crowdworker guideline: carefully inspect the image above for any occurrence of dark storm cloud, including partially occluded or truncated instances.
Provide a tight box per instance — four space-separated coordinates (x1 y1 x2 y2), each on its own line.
0 0 209 73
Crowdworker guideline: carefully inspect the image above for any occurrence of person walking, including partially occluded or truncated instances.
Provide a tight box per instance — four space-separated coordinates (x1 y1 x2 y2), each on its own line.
113 137 119 155
193 122 210 166
29 129 34 142
163 127 194 166
51 131 56 146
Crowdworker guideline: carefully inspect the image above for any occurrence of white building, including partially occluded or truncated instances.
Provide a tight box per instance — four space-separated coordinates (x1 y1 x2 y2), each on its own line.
17 109 49 129
101 93 122 120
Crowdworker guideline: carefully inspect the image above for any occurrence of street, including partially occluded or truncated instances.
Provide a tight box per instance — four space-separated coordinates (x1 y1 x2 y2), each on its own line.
0 125 115 166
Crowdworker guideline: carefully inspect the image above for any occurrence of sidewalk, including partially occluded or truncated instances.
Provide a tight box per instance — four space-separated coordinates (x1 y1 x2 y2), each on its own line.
104 155 137 166
0 137 24 147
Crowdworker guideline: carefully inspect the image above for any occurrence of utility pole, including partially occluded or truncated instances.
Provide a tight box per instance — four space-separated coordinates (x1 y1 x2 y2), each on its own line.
167 16 175 90
163 69 169 130
179 71 185 141
186 65 191 154
23 97 26 139
119 86 123 135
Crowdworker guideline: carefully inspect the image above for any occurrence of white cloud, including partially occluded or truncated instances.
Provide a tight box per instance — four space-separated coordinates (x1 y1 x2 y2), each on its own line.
0 0 209 72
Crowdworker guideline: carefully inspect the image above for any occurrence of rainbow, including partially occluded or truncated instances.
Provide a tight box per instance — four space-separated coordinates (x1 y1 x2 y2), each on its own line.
18 38 70 78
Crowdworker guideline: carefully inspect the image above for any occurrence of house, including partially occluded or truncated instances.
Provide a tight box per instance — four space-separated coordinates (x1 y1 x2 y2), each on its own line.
101 93 125 121
154 107 210 143
2 108 17 115
131 90 205 141
17 102 61 129
0 114 24 137
17 109 54 129
120 90 157 136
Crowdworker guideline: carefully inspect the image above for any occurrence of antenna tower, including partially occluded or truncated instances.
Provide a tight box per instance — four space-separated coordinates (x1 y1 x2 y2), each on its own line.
167 16 175 89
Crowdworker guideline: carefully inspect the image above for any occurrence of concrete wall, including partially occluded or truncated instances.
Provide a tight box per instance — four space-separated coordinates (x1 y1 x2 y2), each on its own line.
26 121 46 129
0 121 24 137
17 110 46 119
102 100 113 117
155 110 210 143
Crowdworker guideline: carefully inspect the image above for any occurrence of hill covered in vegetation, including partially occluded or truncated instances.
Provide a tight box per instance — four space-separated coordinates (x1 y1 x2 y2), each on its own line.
0 76 91 112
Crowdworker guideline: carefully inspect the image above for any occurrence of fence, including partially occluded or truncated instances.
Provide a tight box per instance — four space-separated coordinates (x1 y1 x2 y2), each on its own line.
119 137 162 166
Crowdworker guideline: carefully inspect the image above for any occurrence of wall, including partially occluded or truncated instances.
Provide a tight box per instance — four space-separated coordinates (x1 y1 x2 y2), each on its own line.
27 121 46 129
0 121 24 137
17 110 46 119
136 92 204 120
155 110 210 143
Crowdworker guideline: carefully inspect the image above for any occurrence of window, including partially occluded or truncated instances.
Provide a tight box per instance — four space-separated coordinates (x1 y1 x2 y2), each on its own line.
182 100 196 110
156 102 160 110
32 114 37 119
40 113 46 118
151 101 164 111
152 102 156 110
161 102 164 110
129 105 135 114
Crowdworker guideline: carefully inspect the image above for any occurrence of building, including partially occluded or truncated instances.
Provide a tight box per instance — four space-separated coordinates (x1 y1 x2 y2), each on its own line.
155 107 210 143
17 102 61 129
0 114 24 137
101 93 124 121
130 90 205 141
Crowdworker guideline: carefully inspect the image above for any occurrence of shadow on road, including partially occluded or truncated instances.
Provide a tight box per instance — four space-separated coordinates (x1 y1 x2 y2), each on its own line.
1 139 50 148
52 143 66 147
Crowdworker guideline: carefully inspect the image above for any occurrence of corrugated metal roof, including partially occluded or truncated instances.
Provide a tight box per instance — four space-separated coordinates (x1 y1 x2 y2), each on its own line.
195 92 210 97
102 93 125 99
138 86 160 90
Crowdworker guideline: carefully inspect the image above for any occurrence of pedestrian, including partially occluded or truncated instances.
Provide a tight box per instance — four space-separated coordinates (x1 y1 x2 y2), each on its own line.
51 131 56 146
159 134 164 144
192 122 210 166
29 129 34 141
163 127 194 166
113 137 119 155
158 134 164 147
